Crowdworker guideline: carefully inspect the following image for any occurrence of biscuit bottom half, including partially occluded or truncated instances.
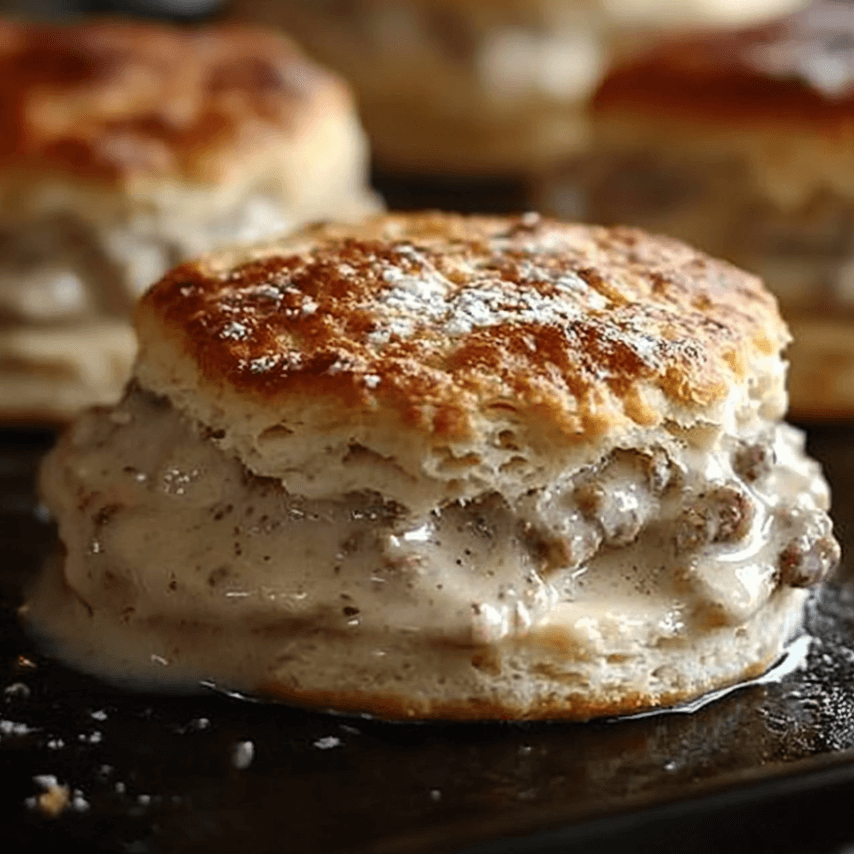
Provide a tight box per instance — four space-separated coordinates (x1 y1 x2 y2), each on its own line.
23 386 837 720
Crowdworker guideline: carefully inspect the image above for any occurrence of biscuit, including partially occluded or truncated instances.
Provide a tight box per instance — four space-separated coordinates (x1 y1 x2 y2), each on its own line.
0 17 379 423
535 0 854 417
23 212 839 720
226 0 806 176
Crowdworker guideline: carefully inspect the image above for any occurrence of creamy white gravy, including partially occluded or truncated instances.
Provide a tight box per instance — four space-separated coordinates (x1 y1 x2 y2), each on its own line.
23 386 836 692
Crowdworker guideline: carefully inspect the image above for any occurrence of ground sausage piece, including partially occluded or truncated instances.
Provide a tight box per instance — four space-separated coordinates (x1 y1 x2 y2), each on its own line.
779 535 841 588
572 452 661 548
709 485 754 542
732 441 775 483
675 484 754 553
675 505 715 553
574 480 646 547
776 502 841 588
533 525 602 573
644 448 677 495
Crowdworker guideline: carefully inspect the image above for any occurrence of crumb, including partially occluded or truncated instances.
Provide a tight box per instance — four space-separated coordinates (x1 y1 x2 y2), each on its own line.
32 777 70 818
231 740 255 769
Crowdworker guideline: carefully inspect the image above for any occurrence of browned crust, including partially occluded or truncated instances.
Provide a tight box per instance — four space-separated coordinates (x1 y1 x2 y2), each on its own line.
593 1 854 132
257 658 772 722
138 212 786 443
0 17 349 186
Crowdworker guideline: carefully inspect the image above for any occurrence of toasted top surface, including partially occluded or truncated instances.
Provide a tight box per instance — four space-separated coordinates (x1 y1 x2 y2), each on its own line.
593 0 854 129
137 212 786 444
0 17 350 186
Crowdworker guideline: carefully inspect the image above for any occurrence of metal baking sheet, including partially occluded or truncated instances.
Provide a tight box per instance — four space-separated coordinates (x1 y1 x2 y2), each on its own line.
4 426 854 854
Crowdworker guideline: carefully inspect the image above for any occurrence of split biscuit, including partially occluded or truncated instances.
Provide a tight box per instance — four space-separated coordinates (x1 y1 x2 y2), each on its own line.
24 212 839 720
0 17 379 423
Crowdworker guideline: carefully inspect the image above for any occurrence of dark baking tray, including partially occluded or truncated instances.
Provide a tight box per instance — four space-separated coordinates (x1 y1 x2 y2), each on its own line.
4 426 854 854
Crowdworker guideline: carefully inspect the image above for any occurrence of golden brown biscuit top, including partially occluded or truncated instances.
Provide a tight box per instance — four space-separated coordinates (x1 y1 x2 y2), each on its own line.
140 212 786 440
0 17 346 186
594 0 854 128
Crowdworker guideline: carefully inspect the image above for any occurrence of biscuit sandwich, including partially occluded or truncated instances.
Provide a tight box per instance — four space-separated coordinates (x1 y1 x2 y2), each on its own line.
537 0 854 417
23 212 839 721
0 17 379 423
227 0 807 178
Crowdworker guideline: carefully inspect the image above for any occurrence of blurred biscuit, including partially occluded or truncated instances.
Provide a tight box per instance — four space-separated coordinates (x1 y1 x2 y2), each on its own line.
536 0 854 418
227 0 808 176
0 17 380 423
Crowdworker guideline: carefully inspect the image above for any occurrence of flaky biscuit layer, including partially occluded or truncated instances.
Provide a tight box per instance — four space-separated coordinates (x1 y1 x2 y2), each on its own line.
135 212 789 509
